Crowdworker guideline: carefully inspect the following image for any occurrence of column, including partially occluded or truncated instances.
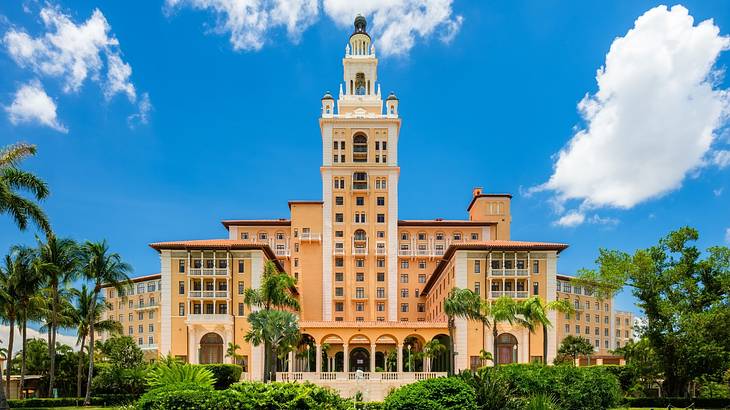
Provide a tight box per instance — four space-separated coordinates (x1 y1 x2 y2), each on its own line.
397 344 403 373
316 344 322 373
288 351 295 372
343 343 349 373
370 343 376 372
188 327 198 364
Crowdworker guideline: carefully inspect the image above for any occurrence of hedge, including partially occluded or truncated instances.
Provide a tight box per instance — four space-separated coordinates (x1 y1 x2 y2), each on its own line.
9 394 136 408
201 364 243 389
623 397 730 408
383 377 477 410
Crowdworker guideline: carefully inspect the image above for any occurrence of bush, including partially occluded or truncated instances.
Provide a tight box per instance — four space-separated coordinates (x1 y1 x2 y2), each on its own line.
229 381 352 409
8 395 136 408
146 361 215 389
623 396 730 408
489 364 621 410
460 368 518 410
383 377 477 410
201 363 243 389
135 382 215 410
92 362 147 395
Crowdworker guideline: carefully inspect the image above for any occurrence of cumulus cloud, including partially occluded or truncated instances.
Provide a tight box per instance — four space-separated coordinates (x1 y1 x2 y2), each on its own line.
3 5 149 127
323 0 462 56
5 81 67 132
128 92 152 127
553 211 619 228
0 324 79 351
533 5 730 226
165 0 319 51
164 0 462 56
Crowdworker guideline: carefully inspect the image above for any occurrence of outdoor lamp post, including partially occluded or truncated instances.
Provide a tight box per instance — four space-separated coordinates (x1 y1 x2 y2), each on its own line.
306 344 311 372
407 344 412 372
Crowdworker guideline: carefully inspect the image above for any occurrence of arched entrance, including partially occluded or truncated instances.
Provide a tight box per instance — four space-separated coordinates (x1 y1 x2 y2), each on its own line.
496 333 518 364
349 347 370 372
199 332 223 364
431 334 451 373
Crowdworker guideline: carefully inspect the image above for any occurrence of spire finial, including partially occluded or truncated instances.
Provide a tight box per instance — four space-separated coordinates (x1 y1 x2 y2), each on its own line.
354 15 367 33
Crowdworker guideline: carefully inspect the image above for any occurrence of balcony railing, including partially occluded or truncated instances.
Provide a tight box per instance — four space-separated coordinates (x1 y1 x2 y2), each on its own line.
189 268 229 276
186 313 233 325
352 247 368 255
375 247 387 255
490 269 529 277
134 302 160 310
398 249 413 257
275 248 290 257
333 248 345 255
138 343 158 350
300 232 321 241
490 291 529 299
352 292 368 299
189 290 229 298
276 372 447 382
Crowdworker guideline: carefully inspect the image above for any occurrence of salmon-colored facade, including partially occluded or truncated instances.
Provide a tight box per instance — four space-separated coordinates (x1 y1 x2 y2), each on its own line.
101 16 629 391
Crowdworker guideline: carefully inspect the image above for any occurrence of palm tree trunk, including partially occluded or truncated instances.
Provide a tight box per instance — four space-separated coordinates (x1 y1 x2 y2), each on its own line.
493 326 499 366
5 318 14 398
76 334 86 398
447 317 455 376
542 326 548 365
48 284 58 397
83 299 96 406
0 381 8 410
19 320 27 397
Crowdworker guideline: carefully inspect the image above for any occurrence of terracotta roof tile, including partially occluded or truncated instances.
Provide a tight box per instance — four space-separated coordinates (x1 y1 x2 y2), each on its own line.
398 220 496 226
299 321 447 329
148 239 285 272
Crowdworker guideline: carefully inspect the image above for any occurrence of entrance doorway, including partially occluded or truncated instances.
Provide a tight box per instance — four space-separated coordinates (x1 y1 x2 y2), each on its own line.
199 332 223 364
496 333 518 364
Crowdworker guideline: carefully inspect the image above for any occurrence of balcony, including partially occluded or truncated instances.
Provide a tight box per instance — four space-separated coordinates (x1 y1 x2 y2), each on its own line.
189 268 229 276
333 247 345 256
352 247 368 256
275 248 290 257
134 302 159 310
186 313 234 325
489 269 529 277
352 183 368 190
189 290 229 299
138 343 158 351
276 372 447 382
352 291 368 299
300 232 321 241
490 291 529 299
398 249 413 257
375 247 387 255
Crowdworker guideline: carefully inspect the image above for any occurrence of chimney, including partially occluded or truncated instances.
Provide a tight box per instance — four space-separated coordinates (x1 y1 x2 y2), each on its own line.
472 187 483 197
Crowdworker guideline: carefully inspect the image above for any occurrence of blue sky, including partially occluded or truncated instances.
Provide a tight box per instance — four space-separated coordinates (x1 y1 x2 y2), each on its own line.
1 0 730 322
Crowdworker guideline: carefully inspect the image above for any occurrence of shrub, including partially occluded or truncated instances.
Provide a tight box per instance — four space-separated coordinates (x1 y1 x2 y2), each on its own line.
489 364 621 410
91 362 147 395
135 382 215 410
8 395 136 408
623 396 730 408
384 377 477 410
460 368 518 410
146 361 215 389
201 363 243 389
229 381 352 409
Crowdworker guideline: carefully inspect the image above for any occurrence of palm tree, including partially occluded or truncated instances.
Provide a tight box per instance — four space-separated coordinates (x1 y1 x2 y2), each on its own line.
11 246 44 397
488 296 520 365
71 284 121 398
443 288 489 375
0 143 51 236
35 235 80 397
79 240 131 405
244 261 299 382
225 342 243 365
421 339 447 372
243 309 300 381
517 296 574 364
477 349 493 368
0 253 22 398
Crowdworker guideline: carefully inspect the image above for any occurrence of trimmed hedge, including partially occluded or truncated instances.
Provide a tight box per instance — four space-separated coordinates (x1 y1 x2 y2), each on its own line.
383 377 477 410
624 397 730 408
136 381 352 410
487 364 622 410
355 402 385 410
9 394 136 408
201 363 243 389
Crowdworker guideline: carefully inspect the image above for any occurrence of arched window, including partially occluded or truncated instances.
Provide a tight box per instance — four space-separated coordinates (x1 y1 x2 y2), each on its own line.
354 229 367 241
353 134 368 162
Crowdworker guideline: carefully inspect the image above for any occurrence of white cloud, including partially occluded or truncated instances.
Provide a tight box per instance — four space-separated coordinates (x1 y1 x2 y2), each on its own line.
323 0 463 56
164 0 462 56
554 211 585 227
5 81 67 132
165 0 319 51
0 324 79 351
713 187 724 196
713 150 730 168
128 92 152 127
532 5 730 226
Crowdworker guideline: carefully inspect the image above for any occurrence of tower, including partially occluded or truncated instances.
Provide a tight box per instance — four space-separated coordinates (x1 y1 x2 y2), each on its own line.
320 15 401 322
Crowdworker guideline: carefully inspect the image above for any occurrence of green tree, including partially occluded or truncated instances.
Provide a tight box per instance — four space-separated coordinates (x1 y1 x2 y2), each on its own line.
0 143 51 235
557 335 594 363
518 296 574 364
444 288 489 375
243 309 300 381
487 296 519 365
243 261 299 382
79 241 131 405
71 284 122 398
225 342 243 365
576 227 730 396
613 338 663 396
0 252 22 398
421 339 447 372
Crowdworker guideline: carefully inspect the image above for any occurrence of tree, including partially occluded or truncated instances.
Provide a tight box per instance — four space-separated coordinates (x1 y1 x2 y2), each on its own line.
518 296 574 364
487 296 519 365
243 261 299 382
244 309 300 381
79 241 131 405
557 335 594 363
613 338 664 396
576 227 730 396
35 235 80 397
71 285 121 398
0 143 51 235
444 288 489 375
225 342 243 365
0 252 22 398
421 339 447 372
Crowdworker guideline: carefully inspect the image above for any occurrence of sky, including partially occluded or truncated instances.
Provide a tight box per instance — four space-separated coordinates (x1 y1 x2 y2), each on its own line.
1 0 730 342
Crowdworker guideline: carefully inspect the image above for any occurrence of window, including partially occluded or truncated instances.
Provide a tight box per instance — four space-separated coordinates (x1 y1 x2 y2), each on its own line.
353 134 368 162
354 212 366 223
356 302 364 311
259 233 268 240
474 282 481 296
293 258 299 267
377 231 385 238
356 196 364 206
335 213 343 223
474 260 481 273
335 317 343 322
335 272 343 281
415 289 420 297
356 272 364 282
401 260 409 269
377 288 385 298
377 303 385 312
377 258 385 267
138 312 143 320
471 233 479 240
238 303 244 316
129 313 133 321
178 260 185 273
400 274 408 283
377 272 385 281
335 287 343 297
377 214 385 223
417 303 425 313
533 281 539 296
401 289 409 298
604 328 609 336
335 230 344 238
401 303 409 312
238 281 244 294
149 324 154 332
377 197 385 206
355 259 365 268
179 303 185 316
401 233 409 241
565 324 570 333
334 257 342 267
138 325 143 333
605 340 609 348
241 232 249 240
335 302 344 312
575 325 580 333
238 260 244 273
532 260 539 274
335 196 344 206
453 233 462 241
418 274 426 283
178 281 185 295
418 232 426 241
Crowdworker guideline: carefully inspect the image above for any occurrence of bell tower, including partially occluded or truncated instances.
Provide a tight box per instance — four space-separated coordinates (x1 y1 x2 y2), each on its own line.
319 15 401 322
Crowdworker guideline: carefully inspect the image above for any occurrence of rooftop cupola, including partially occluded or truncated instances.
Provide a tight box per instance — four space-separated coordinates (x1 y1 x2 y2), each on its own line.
348 15 373 57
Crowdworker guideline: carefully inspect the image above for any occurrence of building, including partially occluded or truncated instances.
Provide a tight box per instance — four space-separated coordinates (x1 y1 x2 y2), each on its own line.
101 15 627 397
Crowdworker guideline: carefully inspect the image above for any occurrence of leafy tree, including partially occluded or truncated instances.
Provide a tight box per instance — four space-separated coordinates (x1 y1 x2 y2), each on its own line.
79 240 131 404
612 338 663 396
244 309 300 381
0 143 51 235
225 342 243 365
421 339 447 372
0 252 22 398
96 335 144 369
459 367 515 410
488 297 520 365
576 227 730 396
556 335 594 363
518 296 574 364
444 288 489 374
243 260 299 382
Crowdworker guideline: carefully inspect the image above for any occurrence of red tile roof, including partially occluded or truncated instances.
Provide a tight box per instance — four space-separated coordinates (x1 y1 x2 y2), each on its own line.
466 193 512 211
398 220 496 227
221 219 291 229
299 321 447 329
148 239 285 272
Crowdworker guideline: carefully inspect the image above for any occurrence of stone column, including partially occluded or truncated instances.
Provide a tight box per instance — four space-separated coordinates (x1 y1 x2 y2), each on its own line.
370 343 376 372
316 344 322 373
288 351 295 372
343 343 349 373
188 327 198 364
397 344 403 373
